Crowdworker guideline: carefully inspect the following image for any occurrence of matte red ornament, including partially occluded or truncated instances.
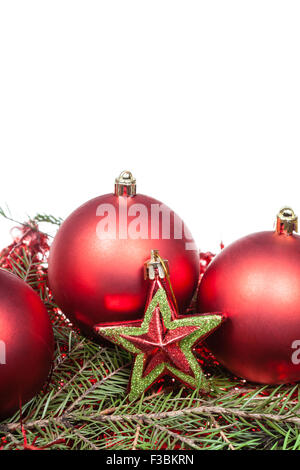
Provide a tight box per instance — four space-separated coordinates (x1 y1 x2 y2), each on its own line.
48 171 199 338
197 207 300 384
0 269 54 419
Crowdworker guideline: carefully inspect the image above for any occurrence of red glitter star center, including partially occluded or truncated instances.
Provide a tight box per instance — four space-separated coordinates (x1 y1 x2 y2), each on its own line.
121 306 198 377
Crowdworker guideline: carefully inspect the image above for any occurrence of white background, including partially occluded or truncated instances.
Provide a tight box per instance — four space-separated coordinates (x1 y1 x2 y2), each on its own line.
0 1 299 253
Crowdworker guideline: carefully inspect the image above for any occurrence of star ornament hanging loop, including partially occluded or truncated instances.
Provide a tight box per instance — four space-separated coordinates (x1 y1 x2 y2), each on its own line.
94 284 224 401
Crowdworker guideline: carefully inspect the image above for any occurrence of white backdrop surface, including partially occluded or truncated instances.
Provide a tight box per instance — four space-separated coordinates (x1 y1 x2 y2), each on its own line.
0 1 299 252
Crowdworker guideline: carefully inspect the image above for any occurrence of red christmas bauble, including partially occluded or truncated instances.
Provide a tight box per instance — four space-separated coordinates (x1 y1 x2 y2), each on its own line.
197 208 300 384
48 171 199 338
0 269 54 419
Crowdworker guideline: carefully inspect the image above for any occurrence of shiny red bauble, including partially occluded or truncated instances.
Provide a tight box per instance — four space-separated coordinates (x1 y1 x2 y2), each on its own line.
198 227 300 384
0 269 54 419
48 174 199 338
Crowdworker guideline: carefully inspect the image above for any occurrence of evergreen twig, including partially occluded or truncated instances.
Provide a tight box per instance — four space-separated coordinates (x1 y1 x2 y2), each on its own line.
0 211 299 450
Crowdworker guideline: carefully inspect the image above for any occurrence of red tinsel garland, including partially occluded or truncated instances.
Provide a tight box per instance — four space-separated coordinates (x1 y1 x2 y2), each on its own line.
0 223 65 450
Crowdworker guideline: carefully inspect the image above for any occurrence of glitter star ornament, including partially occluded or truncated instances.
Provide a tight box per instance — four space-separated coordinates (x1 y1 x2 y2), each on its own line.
95 251 223 400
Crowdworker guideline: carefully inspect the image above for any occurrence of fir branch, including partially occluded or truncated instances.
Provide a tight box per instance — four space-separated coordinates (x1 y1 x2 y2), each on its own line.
143 419 201 450
1 212 300 450
0 206 62 239
68 405 300 427
33 214 63 226
50 349 108 403
64 361 131 414
132 421 141 450
210 415 235 450
2 402 300 434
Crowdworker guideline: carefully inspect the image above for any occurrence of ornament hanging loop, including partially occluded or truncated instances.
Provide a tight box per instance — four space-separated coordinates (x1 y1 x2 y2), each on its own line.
144 250 179 314
276 207 298 235
115 171 136 197
144 250 169 280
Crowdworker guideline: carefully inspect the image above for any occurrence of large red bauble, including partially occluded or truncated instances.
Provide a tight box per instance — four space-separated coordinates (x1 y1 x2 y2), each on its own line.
48 189 199 339
197 230 300 384
0 269 54 419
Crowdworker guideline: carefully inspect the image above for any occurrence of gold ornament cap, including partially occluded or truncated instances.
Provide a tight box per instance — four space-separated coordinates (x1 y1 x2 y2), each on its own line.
144 250 169 280
114 171 136 197
276 207 298 235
